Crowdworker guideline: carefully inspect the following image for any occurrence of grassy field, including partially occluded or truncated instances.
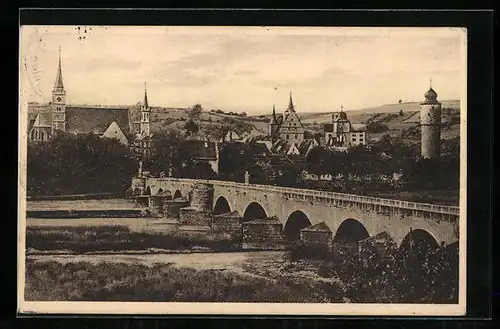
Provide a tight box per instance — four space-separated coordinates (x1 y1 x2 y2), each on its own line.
24 259 342 302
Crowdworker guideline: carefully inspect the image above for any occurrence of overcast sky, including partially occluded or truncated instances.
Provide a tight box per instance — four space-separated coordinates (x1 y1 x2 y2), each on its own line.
20 26 466 114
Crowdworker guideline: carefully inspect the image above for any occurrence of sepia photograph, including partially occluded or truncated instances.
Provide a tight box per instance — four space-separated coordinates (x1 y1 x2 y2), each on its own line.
18 25 467 316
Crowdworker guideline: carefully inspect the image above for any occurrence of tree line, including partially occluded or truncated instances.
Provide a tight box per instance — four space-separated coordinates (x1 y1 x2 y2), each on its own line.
27 133 136 197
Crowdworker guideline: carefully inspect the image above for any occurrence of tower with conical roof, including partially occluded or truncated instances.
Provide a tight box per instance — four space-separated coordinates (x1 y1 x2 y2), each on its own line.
140 82 151 136
51 46 66 134
420 79 442 159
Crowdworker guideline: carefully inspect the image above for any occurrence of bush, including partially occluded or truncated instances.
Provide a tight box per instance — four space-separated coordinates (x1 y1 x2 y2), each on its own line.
367 122 389 133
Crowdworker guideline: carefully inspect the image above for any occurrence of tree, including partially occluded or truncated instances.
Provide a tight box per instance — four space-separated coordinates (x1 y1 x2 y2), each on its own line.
274 161 303 187
188 104 203 121
220 117 252 136
248 159 276 184
367 122 389 133
218 142 254 178
184 119 199 136
305 146 330 174
27 133 136 196
149 130 194 177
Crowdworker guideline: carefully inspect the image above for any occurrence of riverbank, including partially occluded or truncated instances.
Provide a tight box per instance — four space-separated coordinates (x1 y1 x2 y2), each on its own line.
25 247 458 304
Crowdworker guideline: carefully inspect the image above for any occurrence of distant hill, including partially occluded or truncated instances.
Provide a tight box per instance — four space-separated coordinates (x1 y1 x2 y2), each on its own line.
249 99 461 144
292 99 460 124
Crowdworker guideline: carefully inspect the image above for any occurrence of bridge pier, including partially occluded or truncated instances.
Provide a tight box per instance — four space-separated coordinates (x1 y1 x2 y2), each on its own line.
179 182 215 230
242 216 287 250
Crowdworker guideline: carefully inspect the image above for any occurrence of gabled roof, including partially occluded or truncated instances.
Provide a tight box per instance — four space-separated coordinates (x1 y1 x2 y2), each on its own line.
298 139 315 155
301 222 332 233
65 106 131 135
185 140 217 160
102 121 128 145
32 111 52 128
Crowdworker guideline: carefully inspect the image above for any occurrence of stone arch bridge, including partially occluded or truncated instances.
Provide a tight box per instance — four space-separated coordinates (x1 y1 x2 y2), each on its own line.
132 177 460 250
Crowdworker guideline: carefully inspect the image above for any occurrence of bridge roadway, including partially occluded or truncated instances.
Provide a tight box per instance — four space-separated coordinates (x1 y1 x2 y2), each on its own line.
135 177 460 249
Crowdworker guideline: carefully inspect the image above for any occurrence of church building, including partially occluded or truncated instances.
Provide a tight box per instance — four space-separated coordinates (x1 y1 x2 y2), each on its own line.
268 92 305 144
28 48 131 145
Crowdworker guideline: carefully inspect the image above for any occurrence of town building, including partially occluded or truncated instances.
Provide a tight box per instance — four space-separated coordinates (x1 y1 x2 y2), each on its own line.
268 92 305 144
28 48 131 145
420 81 442 159
323 106 368 150
27 49 220 173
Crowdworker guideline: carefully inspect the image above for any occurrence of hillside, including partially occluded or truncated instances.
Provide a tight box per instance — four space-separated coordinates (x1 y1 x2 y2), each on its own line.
126 99 460 143
249 99 461 144
129 105 269 140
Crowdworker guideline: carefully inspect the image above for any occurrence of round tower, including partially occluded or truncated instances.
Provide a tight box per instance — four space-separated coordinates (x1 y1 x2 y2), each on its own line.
420 81 442 159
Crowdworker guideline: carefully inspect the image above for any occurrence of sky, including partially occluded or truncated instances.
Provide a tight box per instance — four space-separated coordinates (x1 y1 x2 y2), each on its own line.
20 26 466 114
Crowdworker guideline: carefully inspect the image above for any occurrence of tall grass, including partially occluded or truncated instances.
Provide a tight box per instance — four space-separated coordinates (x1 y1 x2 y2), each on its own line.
25 260 341 303
26 226 240 253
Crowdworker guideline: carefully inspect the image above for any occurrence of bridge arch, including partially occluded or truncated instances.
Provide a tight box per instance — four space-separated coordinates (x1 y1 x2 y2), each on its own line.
333 218 370 243
213 196 231 215
243 202 268 222
144 186 151 196
398 229 439 257
173 190 182 199
284 210 312 241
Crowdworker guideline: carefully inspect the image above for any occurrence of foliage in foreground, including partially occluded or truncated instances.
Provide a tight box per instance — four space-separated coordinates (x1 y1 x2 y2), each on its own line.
26 226 240 253
25 260 341 303
289 242 459 304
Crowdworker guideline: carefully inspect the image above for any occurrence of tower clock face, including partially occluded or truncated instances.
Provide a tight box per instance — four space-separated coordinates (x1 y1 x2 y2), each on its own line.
56 97 62 102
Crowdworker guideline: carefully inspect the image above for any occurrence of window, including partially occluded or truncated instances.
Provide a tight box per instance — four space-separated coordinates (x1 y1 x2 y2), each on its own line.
35 130 39 140
41 131 45 140
286 134 289 140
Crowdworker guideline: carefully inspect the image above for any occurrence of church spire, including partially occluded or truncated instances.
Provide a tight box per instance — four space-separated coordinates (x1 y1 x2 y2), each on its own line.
288 90 295 112
143 81 149 108
53 46 65 93
270 104 277 124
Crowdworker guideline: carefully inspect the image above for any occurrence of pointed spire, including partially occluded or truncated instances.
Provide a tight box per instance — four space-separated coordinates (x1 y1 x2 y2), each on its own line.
143 81 149 108
288 90 294 111
53 46 65 92
429 78 432 89
270 104 277 124
340 105 344 112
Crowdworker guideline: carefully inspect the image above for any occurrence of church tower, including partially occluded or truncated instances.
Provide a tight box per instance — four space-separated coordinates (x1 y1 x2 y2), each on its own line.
420 80 442 159
268 104 278 139
140 82 151 136
51 47 66 134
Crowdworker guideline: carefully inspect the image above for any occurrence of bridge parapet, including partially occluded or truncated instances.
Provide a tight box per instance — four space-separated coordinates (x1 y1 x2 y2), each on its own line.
141 177 459 219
